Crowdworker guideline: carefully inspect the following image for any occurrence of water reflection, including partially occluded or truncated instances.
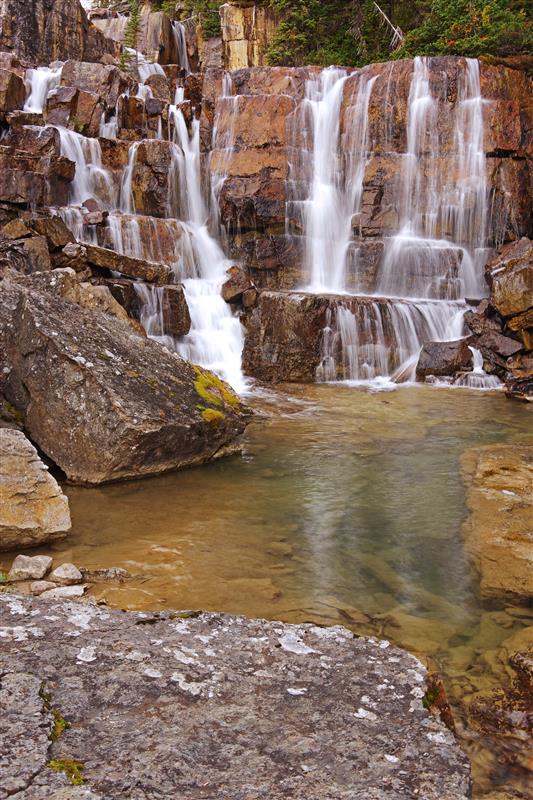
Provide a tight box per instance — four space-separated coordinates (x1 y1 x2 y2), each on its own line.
2 384 531 795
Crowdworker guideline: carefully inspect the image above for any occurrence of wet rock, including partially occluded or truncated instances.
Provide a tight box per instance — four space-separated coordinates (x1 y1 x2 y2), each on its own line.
505 354 533 401
0 144 74 207
129 140 181 219
469 640 533 781
416 340 474 381
30 580 57 595
40 584 88 600
0 0 118 64
0 592 471 799
486 238 533 318
0 430 71 552
0 281 249 484
243 290 439 383
79 567 130 583
45 86 104 138
116 95 146 137
60 60 133 110
7 554 53 581
221 266 255 304
157 284 191 337
144 73 172 103
49 563 83 586
462 444 533 601
84 244 173 285
0 68 25 117
506 308 533 350
30 215 76 251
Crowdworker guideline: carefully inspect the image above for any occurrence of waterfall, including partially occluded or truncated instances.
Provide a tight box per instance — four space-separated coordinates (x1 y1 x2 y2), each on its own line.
316 300 465 385
58 128 116 208
23 66 63 113
118 141 141 214
166 88 246 392
299 57 494 388
299 68 348 292
378 57 488 301
292 69 377 293
172 21 190 73
455 347 501 390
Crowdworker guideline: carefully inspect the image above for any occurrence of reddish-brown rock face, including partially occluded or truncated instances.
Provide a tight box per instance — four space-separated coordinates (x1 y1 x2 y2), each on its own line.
60 61 134 111
0 0 118 64
45 86 104 138
206 58 533 291
0 68 25 118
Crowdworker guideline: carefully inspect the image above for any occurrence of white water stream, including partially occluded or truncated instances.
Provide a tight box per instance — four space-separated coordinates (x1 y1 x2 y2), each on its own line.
23 66 63 113
299 57 494 387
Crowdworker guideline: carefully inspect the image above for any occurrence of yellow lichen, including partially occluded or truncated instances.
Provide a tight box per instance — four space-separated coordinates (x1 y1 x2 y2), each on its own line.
201 407 226 424
193 365 240 410
47 759 84 786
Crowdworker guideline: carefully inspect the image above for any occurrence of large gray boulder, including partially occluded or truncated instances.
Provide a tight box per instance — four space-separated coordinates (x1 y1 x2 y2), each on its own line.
0 593 472 799
0 279 249 484
0 428 70 551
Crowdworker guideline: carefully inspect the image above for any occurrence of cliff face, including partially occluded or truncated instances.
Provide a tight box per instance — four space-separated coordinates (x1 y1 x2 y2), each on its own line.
206 58 532 290
0 0 118 64
220 1 280 69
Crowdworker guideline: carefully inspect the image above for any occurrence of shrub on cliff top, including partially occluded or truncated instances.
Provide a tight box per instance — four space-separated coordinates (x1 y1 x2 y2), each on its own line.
395 0 533 58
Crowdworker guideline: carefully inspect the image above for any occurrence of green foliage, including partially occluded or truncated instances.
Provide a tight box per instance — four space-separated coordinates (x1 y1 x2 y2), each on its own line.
124 0 141 49
395 0 533 58
266 0 362 67
181 0 223 38
150 0 179 14
0 571 7 585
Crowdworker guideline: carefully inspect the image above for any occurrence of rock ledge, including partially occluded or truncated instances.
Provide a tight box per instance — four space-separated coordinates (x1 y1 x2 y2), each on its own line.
0 593 471 799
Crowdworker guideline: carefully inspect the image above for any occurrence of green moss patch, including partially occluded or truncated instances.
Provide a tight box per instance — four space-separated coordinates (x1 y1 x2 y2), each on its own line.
47 759 84 786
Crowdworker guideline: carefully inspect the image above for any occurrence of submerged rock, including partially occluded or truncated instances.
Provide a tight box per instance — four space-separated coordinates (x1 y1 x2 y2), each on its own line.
0 431 70 552
7 554 53 581
462 444 533 601
0 280 249 484
0 592 471 799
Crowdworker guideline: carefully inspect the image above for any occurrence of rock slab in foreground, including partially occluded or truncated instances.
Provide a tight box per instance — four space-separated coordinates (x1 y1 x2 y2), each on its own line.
0 429 71 551
0 593 471 800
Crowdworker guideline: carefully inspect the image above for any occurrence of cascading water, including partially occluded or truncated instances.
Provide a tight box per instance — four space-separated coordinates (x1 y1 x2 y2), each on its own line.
58 128 116 208
166 87 246 392
455 347 501 390
59 74 246 392
377 57 487 300
173 22 190 73
23 66 63 113
300 57 493 387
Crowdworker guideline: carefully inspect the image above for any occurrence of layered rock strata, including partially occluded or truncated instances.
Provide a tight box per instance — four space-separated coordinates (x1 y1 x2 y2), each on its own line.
0 429 71 551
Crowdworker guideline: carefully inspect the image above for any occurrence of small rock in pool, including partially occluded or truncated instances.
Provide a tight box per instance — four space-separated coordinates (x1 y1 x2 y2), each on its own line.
49 563 83 585
30 580 57 595
8 554 53 581
40 584 88 600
